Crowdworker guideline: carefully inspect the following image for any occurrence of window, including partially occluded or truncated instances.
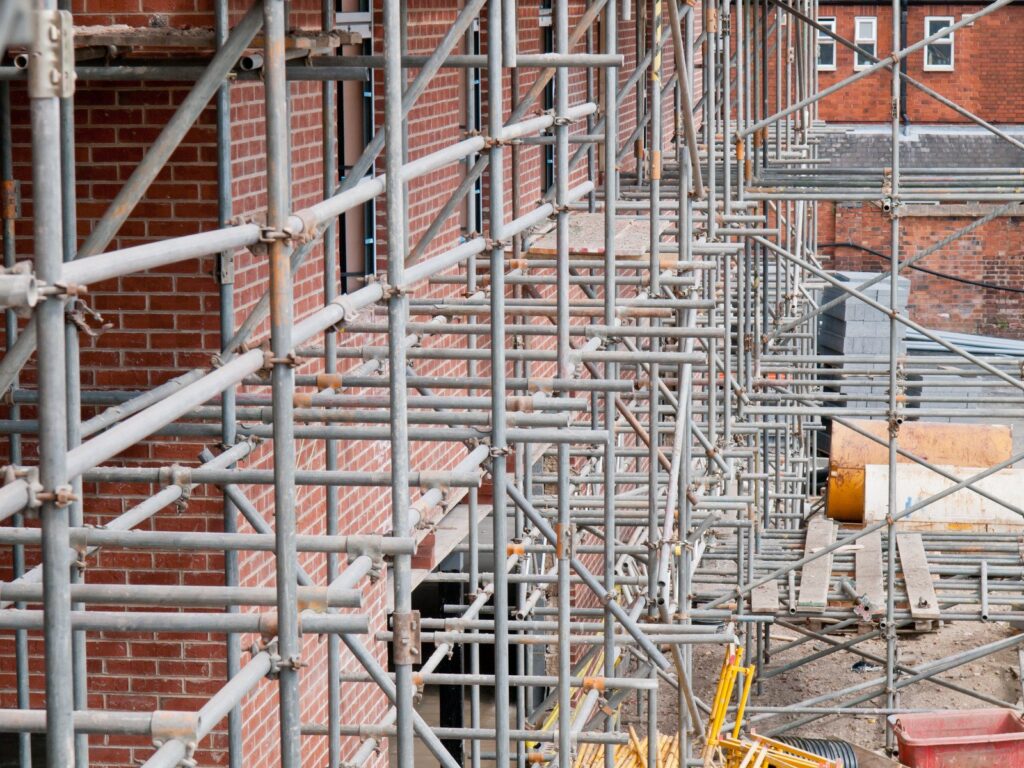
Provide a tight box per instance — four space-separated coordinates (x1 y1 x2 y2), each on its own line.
854 17 876 70
335 5 376 293
540 2 554 191
924 16 954 70
817 17 836 71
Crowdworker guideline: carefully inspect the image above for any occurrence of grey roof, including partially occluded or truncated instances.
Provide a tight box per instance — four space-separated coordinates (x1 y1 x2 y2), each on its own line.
815 126 1024 169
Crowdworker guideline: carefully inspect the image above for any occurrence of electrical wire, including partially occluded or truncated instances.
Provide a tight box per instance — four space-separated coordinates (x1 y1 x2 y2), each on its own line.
819 242 1024 295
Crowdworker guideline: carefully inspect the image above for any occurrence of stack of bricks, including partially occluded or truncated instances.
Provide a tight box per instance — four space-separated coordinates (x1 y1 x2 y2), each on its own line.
817 270 910 413
820 202 1024 340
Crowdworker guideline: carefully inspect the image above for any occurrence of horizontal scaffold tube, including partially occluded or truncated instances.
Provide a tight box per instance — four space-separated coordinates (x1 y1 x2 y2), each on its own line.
0 527 415 555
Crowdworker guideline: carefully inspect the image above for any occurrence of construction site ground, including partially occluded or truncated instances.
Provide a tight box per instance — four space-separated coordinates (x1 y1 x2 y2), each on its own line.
621 617 1021 755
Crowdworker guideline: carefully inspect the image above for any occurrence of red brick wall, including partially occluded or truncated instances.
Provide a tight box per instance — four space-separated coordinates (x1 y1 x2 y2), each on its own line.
808 4 1024 123
820 202 1024 338
2 25 236 768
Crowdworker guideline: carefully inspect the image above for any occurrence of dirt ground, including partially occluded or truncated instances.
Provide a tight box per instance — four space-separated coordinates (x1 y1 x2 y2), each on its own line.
623 617 1022 756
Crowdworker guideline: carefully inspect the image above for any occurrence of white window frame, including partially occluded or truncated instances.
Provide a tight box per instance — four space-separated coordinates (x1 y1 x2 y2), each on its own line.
853 16 877 70
923 16 955 71
817 17 837 71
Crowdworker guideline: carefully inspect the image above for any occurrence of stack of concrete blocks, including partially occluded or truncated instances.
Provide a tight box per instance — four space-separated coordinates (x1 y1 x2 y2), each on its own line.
817 271 911 416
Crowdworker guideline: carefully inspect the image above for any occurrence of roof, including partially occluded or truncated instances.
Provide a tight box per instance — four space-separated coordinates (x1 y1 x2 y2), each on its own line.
817 126 1024 169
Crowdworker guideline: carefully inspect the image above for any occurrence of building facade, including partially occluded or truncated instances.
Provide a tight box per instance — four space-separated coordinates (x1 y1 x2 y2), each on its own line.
811 1 1024 340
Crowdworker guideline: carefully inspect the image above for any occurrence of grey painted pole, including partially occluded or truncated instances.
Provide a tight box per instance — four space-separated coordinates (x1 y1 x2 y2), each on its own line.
487 0 512 764
381 0 417 764
554 0 573 759
29 3 74 764
603 1 618 766
262 1 302 764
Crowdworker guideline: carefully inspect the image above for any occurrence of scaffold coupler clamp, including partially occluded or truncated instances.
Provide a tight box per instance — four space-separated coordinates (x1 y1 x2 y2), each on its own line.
887 407 903 438
0 263 40 312
29 9 75 100
3 465 43 514
150 711 199 763
70 529 90 574
254 636 282 679
345 534 385 579
480 131 512 150
261 347 298 372
378 281 406 301
393 610 422 665
554 522 576 561
418 469 452 496
34 483 77 509
485 236 509 253
159 463 193 511
258 221 299 245
290 210 320 246
67 297 111 338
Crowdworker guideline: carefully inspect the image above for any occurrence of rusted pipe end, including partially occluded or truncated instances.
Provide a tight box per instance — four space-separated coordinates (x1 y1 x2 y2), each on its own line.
316 373 343 390
258 611 279 641
506 395 535 413
582 676 605 692
527 377 554 394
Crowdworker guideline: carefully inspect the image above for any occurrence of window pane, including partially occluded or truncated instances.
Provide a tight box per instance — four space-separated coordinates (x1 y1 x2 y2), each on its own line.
856 19 873 39
856 43 875 66
928 18 951 38
927 42 952 67
818 43 835 67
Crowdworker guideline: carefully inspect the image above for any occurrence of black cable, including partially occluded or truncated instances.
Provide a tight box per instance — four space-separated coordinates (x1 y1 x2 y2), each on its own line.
819 242 1024 295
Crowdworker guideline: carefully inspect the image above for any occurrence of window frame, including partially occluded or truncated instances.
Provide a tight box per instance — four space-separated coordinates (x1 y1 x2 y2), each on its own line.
853 16 877 71
817 17 837 71
923 15 955 71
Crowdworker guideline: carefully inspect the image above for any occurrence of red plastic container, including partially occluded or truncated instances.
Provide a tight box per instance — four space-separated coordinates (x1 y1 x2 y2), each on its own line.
891 709 1024 767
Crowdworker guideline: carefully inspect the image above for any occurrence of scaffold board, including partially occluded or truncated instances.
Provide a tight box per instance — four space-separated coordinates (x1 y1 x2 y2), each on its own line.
751 579 780 614
897 533 941 621
797 517 836 613
855 529 886 617
524 212 671 260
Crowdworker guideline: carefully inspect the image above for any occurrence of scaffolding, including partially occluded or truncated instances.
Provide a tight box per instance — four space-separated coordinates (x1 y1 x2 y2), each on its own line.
1 0 1024 766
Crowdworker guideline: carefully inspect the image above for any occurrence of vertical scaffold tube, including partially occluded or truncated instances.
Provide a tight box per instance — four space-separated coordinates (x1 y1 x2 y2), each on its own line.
263 1 301 764
487 0 512 763
555 0 573 760
31 1 74 764
383 0 416 763
885 0 902 752
603 1 618 766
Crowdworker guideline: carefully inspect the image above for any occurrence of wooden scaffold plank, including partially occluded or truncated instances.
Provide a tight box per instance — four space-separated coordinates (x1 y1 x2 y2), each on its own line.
897 532 941 621
751 579 780 615
855 529 885 617
797 517 836 613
